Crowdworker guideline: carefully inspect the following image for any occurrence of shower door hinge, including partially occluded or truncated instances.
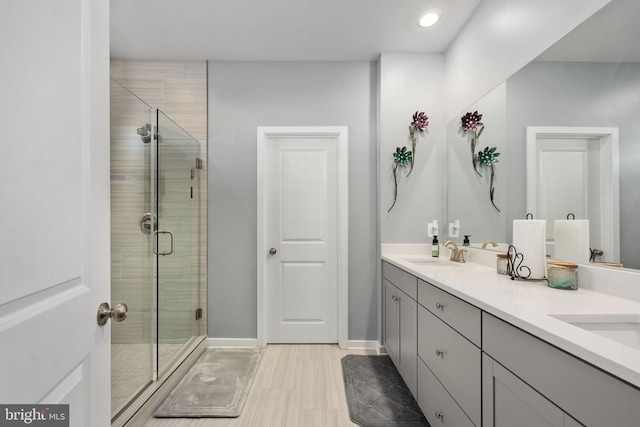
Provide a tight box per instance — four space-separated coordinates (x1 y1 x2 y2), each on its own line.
195 157 203 169
195 307 203 320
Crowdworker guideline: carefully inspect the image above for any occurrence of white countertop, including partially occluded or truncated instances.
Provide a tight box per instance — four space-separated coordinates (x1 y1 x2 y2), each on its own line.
382 249 640 389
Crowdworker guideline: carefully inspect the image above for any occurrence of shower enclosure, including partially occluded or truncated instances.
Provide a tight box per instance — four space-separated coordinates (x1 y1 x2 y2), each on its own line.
110 80 206 418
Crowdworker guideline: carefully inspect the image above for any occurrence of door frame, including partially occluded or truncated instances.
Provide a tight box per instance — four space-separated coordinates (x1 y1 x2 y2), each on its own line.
526 126 619 261
257 126 348 348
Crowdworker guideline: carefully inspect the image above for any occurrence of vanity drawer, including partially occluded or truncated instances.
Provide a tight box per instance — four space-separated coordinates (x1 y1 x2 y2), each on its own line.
483 313 640 427
417 357 476 427
418 305 481 426
418 279 481 346
383 261 417 300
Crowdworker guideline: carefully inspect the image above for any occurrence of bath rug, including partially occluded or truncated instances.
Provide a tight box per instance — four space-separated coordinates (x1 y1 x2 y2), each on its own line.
341 355 429 426
154 348 262 418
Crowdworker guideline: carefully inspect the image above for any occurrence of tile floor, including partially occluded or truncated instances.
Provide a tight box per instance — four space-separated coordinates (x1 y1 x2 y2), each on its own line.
141 344 376 427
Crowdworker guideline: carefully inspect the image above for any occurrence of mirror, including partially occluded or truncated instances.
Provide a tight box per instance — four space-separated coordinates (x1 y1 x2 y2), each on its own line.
447 0 640 270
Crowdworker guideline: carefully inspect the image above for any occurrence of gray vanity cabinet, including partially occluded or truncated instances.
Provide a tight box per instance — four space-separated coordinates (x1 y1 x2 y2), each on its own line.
483 313 640 427
417 278 481 427
382 260 640 427
382 262 418 395
384 279 399 361
482 353 582 427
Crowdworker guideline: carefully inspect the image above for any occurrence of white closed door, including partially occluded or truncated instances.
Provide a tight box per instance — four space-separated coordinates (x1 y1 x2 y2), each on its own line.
265 132 341 343
0 1 111 425
535 138 599 255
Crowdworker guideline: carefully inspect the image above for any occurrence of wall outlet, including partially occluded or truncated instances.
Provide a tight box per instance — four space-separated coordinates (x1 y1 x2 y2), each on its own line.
449 220 460 238
427 220 439 238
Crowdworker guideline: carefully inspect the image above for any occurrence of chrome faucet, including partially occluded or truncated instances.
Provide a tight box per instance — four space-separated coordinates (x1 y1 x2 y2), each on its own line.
482 240 498 249
444 240 467 263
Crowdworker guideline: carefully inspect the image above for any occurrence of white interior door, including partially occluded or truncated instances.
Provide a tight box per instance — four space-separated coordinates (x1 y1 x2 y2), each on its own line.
0 1 111 426
535 138 594 256
527 127 619 262
259 127 348 345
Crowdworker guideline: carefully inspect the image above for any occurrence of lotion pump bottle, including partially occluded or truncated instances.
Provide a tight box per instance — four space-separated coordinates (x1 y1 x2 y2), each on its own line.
432 236 439 257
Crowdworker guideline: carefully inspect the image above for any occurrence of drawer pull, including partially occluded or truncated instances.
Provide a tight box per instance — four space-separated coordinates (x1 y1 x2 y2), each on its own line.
435 410 444 420
435 349 445 358
435 302 445 310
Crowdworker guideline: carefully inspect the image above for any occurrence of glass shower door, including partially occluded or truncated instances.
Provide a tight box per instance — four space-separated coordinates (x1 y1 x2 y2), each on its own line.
154 110 202 378
110 80 154 417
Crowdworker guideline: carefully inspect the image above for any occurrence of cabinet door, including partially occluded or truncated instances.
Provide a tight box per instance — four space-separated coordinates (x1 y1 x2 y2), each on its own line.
418 358 475 427
483 353 568 427
398 290 417 396
384 280 399 362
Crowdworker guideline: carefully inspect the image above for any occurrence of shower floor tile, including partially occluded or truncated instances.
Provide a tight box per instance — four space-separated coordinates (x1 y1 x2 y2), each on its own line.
112 343 183 415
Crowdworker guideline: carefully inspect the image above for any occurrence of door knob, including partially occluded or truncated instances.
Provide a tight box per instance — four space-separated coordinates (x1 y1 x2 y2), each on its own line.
269 248 277 255
97 302 128 326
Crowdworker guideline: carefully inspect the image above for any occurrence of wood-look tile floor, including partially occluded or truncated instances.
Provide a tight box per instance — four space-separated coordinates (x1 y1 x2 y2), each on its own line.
141 344 376 427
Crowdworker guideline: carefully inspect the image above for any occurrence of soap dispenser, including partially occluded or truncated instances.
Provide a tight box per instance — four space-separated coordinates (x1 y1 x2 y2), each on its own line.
432 235 439 257
463 235 471 246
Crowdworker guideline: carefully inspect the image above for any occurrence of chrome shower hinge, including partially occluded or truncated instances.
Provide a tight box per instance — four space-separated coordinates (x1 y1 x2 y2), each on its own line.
195 157 203 169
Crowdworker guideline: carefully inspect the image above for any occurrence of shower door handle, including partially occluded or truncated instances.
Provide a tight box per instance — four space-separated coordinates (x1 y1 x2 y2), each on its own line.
153 230 175 256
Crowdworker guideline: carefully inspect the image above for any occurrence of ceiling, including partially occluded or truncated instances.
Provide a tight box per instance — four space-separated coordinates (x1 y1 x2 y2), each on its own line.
536 0 640 63
110 0 482 61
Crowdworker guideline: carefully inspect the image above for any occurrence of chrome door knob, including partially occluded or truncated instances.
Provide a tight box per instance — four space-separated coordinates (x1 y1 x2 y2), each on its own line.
269 248 277 255
97 302 128 326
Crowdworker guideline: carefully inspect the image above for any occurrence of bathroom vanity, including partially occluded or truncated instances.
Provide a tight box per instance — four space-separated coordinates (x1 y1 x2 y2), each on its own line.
382 248 640 427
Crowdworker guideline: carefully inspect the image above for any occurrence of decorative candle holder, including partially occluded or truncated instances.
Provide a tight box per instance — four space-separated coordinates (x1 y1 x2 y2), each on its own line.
496 253 510 275
547 262 578 290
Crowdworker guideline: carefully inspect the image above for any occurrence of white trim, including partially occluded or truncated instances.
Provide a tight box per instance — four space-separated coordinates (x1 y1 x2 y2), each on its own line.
526 126 620 261
207 338 260 348
257 126 349 349
348 340 382 353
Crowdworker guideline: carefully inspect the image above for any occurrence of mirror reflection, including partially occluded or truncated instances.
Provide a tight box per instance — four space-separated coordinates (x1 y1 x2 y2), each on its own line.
447 0 640 270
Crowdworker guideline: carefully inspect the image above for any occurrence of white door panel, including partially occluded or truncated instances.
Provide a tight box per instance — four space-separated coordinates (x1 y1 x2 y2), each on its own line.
259 127 348 346
526 127 619 262
0 1 110 425
267 137 337 343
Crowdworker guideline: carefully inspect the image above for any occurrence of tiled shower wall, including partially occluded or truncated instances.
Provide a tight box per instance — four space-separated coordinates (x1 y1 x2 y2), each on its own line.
110 60 208 344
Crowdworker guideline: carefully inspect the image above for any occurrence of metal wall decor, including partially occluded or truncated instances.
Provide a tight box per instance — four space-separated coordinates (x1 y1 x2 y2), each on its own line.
460 111 501 212
388 111 429 212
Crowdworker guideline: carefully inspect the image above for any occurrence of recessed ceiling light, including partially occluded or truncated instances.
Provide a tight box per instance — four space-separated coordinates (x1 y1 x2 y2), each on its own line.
418 12 440 28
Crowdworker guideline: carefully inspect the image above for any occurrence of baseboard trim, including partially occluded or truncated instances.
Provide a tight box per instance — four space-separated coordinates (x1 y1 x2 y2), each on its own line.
206 338 380 352
207 337 260 348
348 340 381 352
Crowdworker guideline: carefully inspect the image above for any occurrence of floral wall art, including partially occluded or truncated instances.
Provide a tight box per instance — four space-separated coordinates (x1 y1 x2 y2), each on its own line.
460 110 501 212
388 111 429 212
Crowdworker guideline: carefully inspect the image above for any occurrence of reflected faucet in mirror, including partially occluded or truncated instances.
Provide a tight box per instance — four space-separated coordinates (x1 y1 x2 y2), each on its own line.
482 240 498 249
444 240 467 263
589 248 604 263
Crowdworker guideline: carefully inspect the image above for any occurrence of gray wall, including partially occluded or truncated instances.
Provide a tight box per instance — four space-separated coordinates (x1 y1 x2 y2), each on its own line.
207 61 378 340
506 61 640 268
378 54 446 243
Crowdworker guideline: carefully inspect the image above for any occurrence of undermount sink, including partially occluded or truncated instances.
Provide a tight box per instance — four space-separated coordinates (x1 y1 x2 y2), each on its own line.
401 257 456 266
550 313 640 351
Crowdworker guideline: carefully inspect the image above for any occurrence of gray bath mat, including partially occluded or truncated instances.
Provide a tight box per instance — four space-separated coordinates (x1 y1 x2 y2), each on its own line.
154 348 262 418
341 355 429 427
